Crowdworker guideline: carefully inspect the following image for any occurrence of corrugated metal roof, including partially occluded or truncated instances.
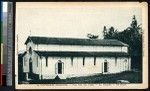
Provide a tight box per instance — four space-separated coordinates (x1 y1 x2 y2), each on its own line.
25 36 128 46
35 51 129 57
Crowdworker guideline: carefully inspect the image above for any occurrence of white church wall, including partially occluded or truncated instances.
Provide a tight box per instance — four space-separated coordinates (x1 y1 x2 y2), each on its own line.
38 56 131 79
24 42 130 79
73 58 96 77
26 41 35 52
23 54 29 73
31 52 40 74
23 41 130 80
128 57 131 70
34 44 128 53
121 46 128 53
41 56 70 79
23 52 131 80
22 50 41 75
102 57 115 73
116 57 130 73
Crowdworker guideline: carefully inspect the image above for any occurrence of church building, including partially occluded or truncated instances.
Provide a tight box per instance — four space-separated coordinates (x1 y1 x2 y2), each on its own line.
21 36 131 80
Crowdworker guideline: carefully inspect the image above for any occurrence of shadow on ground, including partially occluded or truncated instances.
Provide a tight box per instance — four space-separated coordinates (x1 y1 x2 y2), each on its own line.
19 71 142 84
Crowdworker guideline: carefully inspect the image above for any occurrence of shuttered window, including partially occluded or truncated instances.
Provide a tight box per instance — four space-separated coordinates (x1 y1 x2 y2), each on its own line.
124 59 127 70
104 61 108 72
55 60 64 74
71 57 73 66
37 57 38 67
115 57 117 66
46 57 48 67
104 62 108 72
24 57 27 66
83 57 85 66
94 57 96 65
29 47 32 54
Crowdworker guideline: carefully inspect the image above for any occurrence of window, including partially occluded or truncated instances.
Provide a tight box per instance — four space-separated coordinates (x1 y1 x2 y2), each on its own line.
115 57 117 66
124 59 127 62
55 60 64 74
83 57 85 66
46 57 48 67
29 47 32 54
58 62 62 74
94 57 96 65
29 58 33 73
124 59 127 70
104 60 108 72
71 57 73 66
29 57 32 62
37 56 38 67
24 57 27 66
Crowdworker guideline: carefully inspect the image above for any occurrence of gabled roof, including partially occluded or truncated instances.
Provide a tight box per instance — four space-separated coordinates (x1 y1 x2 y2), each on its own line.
35 51 129 57
25 36 128 46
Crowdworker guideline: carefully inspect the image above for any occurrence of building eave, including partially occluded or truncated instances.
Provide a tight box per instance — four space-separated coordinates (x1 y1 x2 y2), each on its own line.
35 51 130 57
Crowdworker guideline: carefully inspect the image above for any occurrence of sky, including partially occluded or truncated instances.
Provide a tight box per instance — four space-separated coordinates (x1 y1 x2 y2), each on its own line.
16 2 142 51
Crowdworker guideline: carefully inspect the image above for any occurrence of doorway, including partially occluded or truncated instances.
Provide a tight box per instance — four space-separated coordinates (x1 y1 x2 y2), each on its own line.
56 60 64 74
104 62 108 72
29 57 33 79
58 62 62 74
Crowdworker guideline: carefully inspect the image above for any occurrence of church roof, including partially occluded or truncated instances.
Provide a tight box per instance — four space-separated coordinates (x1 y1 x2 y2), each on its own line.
35 51 129 57
25 36 128 46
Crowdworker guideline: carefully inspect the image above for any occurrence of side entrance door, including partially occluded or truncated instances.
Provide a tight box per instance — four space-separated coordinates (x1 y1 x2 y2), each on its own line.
29 58 33 79
58 62 62 74
55 60 64 74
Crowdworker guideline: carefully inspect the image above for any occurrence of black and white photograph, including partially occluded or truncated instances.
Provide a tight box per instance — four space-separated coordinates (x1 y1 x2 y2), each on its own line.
15 2 148 89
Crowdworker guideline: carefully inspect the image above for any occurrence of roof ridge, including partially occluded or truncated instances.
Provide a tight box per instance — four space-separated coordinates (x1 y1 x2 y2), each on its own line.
25 36 128 46
28 36 123 42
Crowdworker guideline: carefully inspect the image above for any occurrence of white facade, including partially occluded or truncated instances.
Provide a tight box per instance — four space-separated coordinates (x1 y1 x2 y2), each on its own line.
22 37 131 80
27 41 128 53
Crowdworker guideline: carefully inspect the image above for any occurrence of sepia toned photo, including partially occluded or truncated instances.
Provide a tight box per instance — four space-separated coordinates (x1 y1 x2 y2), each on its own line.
15 2 148 89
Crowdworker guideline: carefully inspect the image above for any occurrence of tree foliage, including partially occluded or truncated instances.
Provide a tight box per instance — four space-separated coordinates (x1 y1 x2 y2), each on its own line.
103 15 142 69
87 33 99 39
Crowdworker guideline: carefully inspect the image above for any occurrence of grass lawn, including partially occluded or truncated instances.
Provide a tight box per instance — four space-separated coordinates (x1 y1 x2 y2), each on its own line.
22 71 142 84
